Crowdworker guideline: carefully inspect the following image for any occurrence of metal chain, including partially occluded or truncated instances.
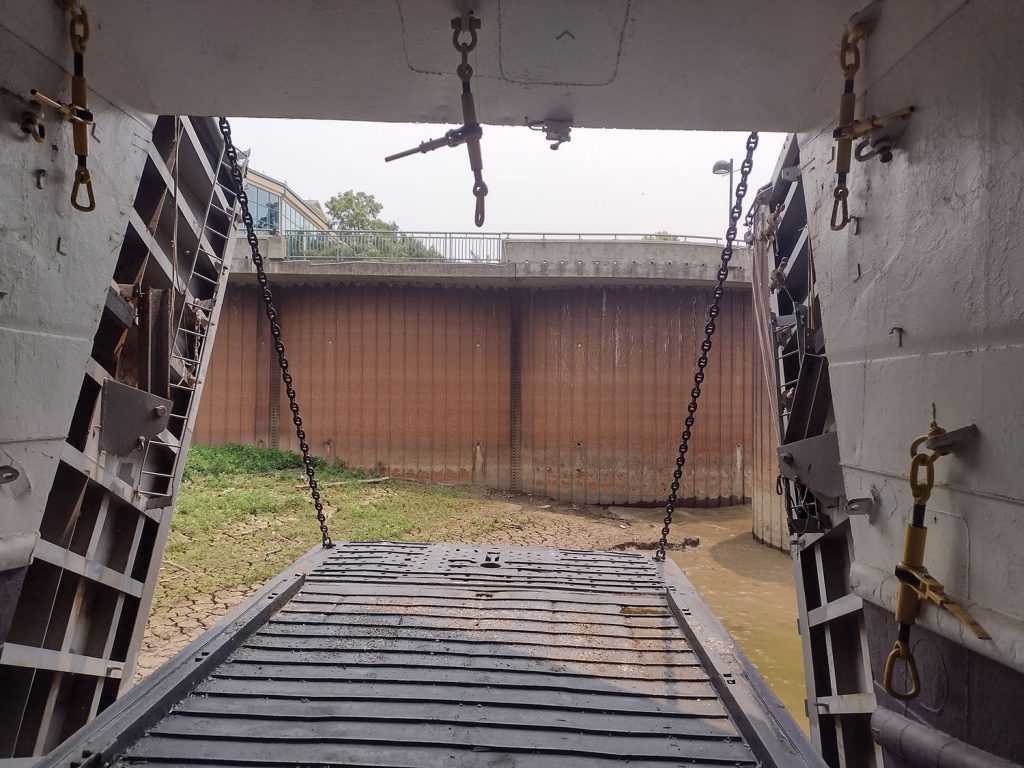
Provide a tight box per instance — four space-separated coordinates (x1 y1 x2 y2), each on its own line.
63 0 89 53
218 117 333 549
452 12 487 226
831 24 866 231
654 131 759 562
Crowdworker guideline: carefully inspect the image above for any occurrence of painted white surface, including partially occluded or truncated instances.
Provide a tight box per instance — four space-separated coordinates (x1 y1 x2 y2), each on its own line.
801 1 1024 620
0 0 1020 642
1 1 968 130
0 15 153 536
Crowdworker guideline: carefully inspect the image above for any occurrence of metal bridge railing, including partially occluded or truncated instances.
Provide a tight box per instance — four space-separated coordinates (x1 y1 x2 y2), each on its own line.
271 229 729 264
503 232 727 244
281 230 505 263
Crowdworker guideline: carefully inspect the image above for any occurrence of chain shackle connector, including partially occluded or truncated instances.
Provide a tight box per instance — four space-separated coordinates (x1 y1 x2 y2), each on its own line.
830 184 850 231
71 165 95 211
452 13 480 54
68 3 89 53
909 452 935 506
908 421 948 505
453 14 478 83
883 636 921 700
473 179 487 228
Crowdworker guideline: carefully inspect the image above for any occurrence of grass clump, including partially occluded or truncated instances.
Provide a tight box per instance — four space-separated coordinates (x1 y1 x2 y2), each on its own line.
182 444 368 482
155 444 519 610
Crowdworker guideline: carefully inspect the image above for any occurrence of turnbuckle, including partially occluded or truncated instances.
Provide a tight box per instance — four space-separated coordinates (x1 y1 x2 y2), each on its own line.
31 88 96 212
882 416 987 700
830 20 913 232
34 0 96 212
384 10 487 226
384 124 482 162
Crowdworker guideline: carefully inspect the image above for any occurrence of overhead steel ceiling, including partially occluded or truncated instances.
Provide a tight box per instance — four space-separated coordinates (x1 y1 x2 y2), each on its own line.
7 0 966 129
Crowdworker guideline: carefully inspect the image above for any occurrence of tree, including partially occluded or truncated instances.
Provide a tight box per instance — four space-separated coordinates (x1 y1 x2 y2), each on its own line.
325 190 398 232
642 231 680 242
305 189 440 262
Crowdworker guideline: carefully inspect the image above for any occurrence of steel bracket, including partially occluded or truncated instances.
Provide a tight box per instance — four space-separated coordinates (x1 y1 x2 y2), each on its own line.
99 380 172 456
924 424 979 453
778 431 845 500
845 497 874 516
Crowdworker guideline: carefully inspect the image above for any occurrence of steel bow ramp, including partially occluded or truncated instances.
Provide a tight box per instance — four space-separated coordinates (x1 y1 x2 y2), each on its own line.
41 542 821 768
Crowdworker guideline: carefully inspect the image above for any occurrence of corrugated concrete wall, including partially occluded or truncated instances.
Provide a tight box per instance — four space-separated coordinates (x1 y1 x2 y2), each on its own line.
197 283 775 506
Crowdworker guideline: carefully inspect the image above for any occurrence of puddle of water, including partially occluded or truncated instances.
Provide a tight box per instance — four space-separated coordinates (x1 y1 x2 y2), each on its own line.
664 506 809 735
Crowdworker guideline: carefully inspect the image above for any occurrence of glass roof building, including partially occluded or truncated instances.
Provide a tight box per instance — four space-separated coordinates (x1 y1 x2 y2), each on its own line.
238 168 331 258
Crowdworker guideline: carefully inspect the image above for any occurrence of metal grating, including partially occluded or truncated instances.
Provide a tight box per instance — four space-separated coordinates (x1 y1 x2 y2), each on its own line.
106 542 765 767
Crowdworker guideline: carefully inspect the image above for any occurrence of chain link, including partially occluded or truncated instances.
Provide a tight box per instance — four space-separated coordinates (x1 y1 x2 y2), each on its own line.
218 117 334 549
654 132 759 562
58 0 89 51
68 3 89 53
840 25 866 80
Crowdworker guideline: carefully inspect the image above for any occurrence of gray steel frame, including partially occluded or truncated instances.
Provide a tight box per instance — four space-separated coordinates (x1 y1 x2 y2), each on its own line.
0 116 243 759
753 135 880 767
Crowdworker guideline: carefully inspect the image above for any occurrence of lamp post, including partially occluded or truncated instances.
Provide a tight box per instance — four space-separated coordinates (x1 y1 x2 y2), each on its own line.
712 158 734 217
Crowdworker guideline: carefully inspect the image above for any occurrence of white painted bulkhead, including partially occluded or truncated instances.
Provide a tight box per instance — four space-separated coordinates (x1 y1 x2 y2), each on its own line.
800 0 1024 634
0 5 155 552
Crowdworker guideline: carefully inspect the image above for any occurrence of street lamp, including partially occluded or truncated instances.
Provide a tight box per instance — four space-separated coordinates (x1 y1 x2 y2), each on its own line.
712 158 734 217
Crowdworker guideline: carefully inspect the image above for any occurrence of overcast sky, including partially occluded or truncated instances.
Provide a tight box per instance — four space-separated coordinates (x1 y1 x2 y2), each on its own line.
229 119 786 237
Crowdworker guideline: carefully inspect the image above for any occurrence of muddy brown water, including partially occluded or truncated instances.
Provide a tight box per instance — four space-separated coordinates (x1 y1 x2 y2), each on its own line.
666 508 807 734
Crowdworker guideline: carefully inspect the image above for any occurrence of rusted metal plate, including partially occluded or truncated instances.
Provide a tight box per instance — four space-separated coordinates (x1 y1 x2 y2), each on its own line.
751 335 789 549
520 286 755 505
196 284 766 506
196 284 512 485
194 286 270 447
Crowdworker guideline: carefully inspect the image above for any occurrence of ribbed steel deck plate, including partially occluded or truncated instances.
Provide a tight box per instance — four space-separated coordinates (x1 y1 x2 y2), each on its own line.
114 542 759 767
